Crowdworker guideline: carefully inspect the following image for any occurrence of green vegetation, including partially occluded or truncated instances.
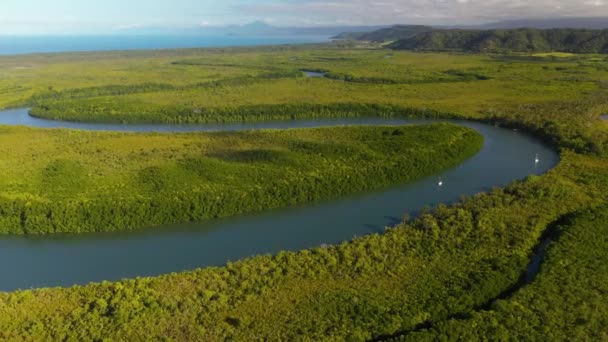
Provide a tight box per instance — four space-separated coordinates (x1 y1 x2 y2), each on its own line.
20 48 608 124
532 52 577 58
0 44 608 340
30 102 451 124
0 124 481 234
389 28 608 53
398 206 608 341
0 142 606 340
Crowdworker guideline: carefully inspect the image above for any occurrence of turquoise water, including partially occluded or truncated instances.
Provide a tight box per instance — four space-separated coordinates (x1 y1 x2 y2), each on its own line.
0 109 559 291
0 35 328 55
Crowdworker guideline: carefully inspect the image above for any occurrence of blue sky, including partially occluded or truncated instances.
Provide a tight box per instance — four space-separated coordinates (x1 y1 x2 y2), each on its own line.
2 0 248 33
2 0 608 34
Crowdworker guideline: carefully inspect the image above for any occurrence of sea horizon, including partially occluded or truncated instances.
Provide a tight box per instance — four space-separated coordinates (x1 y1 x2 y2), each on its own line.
0 34 329 56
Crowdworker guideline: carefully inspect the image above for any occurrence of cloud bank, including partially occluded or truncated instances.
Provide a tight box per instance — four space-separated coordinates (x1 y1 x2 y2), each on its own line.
235 0 608 26
2 0 608 34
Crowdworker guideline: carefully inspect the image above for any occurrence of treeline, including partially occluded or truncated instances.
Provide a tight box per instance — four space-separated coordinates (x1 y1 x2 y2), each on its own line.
27 70 302 107
29 83 177 103
30 94 608 156
299 67 489 84
170 59 278 72
322 70 489 84
29 102 454 124
0 124 482 235
482 90 608 155
389 28 608 53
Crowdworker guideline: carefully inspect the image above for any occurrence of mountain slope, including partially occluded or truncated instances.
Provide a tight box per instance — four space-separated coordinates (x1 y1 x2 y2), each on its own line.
477 17 608 30
332 25 434 42
389 28 608 53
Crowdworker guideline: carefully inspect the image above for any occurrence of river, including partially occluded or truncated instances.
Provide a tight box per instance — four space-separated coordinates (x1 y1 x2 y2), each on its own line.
0 108 559 291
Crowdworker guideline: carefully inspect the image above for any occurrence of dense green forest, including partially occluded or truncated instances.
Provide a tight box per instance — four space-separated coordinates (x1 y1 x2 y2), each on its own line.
389 28 608 53
396 206 608 341
30 102 452 124
0 45 608 340
0 124 481 234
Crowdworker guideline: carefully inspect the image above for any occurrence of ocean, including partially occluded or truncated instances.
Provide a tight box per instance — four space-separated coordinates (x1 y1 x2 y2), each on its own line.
0 35 329 55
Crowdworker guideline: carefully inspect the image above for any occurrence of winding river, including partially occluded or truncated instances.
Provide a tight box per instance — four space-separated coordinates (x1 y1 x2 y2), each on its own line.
0 108 559 291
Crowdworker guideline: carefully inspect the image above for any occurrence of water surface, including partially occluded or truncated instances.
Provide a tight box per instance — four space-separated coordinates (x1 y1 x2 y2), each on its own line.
0 35 328 55
303 71 326 78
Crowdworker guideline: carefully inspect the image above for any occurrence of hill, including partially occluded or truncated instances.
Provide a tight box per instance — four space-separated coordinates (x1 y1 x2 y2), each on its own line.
389 28 608 53
332 25 434 42
476 17 608 30
332 18 608 43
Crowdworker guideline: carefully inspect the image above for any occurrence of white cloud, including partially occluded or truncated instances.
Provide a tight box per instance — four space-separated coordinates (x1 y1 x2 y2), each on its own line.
235 0 608 25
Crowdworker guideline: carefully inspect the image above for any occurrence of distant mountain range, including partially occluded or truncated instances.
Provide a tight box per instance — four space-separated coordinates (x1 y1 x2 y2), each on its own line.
332 18 608 43
389 28 608 54
474 17 608 30
113 18 608 52
332 25 434 41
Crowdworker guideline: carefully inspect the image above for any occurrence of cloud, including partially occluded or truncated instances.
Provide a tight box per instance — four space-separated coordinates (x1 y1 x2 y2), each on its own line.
234 0 608 25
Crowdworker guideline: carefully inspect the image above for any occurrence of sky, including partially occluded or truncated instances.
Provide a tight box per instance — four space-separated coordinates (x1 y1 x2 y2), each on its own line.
2 0 608 34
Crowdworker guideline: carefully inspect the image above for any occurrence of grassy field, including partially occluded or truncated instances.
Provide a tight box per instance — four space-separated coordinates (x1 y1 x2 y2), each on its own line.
0 44 608 340
531 52 578 58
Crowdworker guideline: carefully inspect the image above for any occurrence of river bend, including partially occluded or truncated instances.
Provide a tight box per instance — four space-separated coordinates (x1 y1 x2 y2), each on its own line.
0 108 559 291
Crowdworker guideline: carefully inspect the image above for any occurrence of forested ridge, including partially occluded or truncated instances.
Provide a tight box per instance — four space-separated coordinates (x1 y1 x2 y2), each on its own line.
389 28 608 53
